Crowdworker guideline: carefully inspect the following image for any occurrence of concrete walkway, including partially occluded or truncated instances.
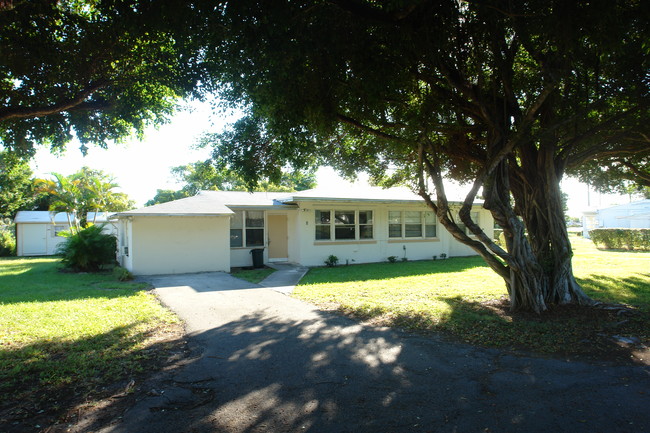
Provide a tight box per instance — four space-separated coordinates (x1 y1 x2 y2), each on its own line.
260 263 309 294
91 268 649 433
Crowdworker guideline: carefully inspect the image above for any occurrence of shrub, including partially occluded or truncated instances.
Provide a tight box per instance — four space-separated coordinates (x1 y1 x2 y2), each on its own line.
0 229 16 256
113 266 134 281
58 224 118 271
387 256 398 263
324 254 339 267
589 228 650 251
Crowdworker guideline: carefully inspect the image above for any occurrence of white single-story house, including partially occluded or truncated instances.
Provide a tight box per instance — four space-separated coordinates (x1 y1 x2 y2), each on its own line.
582 199 650 238
111 187 493 275
15 211 118 256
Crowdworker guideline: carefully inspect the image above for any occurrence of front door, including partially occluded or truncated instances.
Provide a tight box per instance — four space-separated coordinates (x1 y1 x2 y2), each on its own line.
267 214 288 262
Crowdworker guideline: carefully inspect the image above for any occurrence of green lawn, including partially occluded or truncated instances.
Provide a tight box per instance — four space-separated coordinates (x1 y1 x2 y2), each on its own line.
294 236 650 357
231 266 276 284
0 257 181 423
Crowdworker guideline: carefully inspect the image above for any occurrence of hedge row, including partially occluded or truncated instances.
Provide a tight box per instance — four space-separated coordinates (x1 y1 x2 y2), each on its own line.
589 228 650 251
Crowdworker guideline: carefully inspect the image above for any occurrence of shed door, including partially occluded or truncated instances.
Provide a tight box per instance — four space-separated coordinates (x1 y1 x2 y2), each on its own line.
268 215 288 261
22 224 47 256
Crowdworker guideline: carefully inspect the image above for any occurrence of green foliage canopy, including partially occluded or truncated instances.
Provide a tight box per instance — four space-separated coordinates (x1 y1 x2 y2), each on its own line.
0 151 36 218
200 0 649 312
0 0 216 156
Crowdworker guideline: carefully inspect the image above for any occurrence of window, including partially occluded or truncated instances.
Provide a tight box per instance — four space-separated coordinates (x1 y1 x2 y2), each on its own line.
457 211 479 235
315 210 331 240
424 212 436 237
388 211 402 238
358 211 373 239
315 210 373 241
389 211 437 239
335 210 355 240
230 210 265 247
245 211 264 246
53 225 67 237
404 211 422 237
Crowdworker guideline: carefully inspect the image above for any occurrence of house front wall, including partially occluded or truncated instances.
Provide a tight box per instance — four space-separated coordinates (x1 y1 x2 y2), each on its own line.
126 216 230 275
230 209 298 268
292 201 493 267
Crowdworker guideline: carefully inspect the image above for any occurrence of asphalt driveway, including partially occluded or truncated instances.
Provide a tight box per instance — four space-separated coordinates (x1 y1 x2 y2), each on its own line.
92 271 649 433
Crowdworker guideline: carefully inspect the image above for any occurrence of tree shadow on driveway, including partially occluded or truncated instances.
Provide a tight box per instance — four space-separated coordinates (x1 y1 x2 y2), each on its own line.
91 307 650 433
139 272 260 293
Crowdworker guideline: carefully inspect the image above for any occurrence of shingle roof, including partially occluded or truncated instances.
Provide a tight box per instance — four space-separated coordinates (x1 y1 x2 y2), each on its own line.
280 186 424 203
114 192 235 217
114 185 480 218
199 190 291 207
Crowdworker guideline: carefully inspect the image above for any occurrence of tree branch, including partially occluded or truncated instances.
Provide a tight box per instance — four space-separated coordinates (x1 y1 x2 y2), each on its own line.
335 113 408 142
0 79 110 121
417 142 511 280
615 159 650 185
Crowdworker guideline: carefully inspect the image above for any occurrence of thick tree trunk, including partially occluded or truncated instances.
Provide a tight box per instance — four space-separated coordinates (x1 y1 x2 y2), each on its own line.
508 155 593 311
486 147 594 312
420 140 594 313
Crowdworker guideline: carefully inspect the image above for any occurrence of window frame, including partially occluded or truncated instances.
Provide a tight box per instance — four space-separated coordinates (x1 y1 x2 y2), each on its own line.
314 209 374 241
388 210 437 239
230 210 265 248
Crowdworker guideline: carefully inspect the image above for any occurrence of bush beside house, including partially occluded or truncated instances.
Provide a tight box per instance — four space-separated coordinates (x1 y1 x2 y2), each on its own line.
0 219 16 256
589 228 650 250
58 224 118 271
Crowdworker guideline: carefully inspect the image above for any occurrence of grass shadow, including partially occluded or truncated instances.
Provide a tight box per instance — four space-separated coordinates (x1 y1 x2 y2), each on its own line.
0 322 185 433
328 294 649 367
578 274 650 308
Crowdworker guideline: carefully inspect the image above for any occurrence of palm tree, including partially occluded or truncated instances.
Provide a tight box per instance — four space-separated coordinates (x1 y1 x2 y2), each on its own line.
84 177 120 224
34 173 83 233
34 167 134 230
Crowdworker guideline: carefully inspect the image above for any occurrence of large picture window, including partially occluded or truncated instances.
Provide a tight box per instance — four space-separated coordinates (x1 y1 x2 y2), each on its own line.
389 211 437 239
315 210 373 241
230 210 265 247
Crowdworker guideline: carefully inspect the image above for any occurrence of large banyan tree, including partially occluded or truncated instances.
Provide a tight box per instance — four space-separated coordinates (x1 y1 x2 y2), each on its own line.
2 0 648 313
204 0 649 313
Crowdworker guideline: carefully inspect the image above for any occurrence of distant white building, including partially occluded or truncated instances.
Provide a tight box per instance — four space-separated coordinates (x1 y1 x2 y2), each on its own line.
14 211 117 256
582 199 650 238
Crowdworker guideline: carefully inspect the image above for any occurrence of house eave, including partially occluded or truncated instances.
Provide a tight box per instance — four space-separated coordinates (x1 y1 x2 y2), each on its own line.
279 197 480 206
112 212 234 218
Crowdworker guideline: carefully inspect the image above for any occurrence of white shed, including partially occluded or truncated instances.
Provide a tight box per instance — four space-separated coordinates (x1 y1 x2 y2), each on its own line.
15 211 120 256
15 211 74 256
